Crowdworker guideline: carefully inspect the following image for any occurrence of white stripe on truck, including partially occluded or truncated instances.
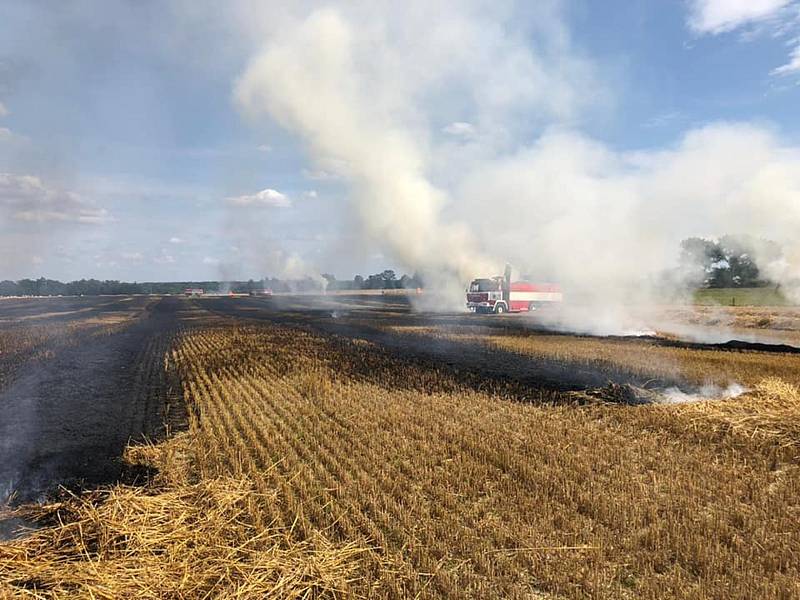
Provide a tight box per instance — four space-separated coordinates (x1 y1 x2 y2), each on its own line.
510 292 563 302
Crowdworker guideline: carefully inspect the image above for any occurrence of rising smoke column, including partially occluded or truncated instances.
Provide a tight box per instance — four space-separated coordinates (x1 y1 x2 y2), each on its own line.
234 7 515 281
232 3 800 322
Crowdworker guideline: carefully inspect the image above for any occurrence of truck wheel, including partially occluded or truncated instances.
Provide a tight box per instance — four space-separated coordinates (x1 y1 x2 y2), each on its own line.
528 302 536 311
494 303 506 314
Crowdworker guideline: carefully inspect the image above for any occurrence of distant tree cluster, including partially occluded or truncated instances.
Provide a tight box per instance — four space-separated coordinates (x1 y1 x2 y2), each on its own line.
0 271 426 297
679 235 781 288
322 270 423 291
230 270 423 294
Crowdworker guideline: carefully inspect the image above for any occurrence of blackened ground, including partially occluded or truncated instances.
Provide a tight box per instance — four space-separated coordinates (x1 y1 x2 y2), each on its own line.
196 296 679 395
0 298 181 503
197 295 800 401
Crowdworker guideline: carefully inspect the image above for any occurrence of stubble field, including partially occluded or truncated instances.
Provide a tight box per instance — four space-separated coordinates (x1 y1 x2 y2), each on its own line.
1 295 799 599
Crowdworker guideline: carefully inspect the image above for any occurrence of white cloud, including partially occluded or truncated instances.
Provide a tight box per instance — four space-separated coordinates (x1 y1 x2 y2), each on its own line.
74 208 112 224
304 189 318 198
256 144 272 152
686 1 800 77
225 187 291 207
0 173 113 224
687 0 792 34
301 158 349 181
0 102 7 118
0 127 12 140
154 249 176 264
121 252 144 261
442 121 476 138
202 256 220 265
169 236 184 244
772 43 800 74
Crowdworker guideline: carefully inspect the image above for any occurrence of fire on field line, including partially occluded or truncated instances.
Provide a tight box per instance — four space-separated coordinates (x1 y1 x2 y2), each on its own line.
2 311 799 599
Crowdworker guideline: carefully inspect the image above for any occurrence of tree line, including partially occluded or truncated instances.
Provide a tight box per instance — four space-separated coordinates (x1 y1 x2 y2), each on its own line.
0 270 425 297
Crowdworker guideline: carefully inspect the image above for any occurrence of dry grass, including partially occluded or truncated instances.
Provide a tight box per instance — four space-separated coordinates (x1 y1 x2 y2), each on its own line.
674 377 800 453
0 440 364 600
3 318 800 599
174 324 800 598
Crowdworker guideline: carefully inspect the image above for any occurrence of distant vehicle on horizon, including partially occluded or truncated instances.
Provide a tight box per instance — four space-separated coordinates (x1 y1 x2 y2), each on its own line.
249 289 273 297
184 288 204 297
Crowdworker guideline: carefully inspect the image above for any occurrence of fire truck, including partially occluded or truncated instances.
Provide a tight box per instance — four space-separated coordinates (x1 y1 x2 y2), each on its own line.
466 266 562 314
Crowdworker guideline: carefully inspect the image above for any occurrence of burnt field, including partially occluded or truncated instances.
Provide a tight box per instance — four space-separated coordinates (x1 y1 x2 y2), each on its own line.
0 297 186 505
1 295 799 598
200 294 800 393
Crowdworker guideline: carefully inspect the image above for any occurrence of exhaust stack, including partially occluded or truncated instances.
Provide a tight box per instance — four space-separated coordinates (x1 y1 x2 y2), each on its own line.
503 264 512 305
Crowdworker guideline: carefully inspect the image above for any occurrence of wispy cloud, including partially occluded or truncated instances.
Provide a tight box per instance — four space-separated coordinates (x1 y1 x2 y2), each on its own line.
643 110 684 129
687 0 800 77
225 188 291 207
0 173 113 225
301 157 349 181
687 0 792 34
772 42 800 74
442 121 476 138
154 249 176 264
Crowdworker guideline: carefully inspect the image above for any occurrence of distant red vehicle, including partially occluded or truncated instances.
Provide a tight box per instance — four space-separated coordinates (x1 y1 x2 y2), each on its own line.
466 266 562 314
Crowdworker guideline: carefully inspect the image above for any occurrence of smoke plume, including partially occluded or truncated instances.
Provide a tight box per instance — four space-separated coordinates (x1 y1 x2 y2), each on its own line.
234 8 498 282
231 3 800 328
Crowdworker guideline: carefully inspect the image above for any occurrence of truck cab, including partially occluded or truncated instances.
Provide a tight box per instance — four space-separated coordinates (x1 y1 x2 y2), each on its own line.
466 277 506 313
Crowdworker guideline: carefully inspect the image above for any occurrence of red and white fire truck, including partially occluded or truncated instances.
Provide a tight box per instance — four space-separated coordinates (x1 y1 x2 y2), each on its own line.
466 266 562 314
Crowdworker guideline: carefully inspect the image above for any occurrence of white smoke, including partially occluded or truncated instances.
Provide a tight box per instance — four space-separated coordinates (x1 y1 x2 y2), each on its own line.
458 123 800 307
233 3 597 283
234 9 487 280
227 2 800 327
661 382 748 404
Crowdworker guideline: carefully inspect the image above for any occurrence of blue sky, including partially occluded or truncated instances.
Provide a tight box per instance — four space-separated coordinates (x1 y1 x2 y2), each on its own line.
1 0 799 282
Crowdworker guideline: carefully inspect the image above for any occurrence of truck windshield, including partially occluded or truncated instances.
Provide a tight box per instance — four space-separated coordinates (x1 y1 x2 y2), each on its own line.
469 279 499 292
